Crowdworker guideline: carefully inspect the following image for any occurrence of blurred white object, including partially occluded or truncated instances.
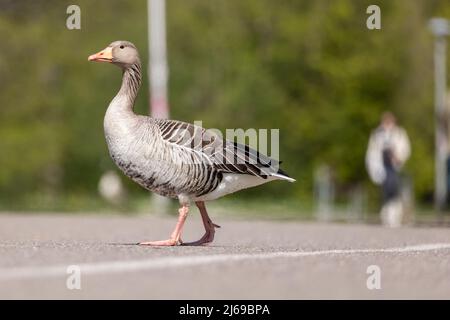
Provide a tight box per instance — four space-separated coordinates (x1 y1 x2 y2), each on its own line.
98 170 125 204
380 199 403 228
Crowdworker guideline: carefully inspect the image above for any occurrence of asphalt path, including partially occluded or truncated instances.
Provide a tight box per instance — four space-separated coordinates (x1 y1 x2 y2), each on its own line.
0 213 449 299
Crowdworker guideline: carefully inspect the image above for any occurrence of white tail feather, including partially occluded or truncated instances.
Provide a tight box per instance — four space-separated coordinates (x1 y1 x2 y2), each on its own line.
271 173 296 183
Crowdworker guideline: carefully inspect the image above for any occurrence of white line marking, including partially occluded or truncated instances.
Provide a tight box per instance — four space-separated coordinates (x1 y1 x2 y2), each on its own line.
1 243 449 282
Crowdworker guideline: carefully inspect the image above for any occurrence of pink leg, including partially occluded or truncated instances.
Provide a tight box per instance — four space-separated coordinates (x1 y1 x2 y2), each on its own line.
139 205 189 246
182 201 220 246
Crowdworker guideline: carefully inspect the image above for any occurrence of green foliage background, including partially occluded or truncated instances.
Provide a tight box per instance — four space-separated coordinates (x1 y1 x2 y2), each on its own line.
0 0 449 210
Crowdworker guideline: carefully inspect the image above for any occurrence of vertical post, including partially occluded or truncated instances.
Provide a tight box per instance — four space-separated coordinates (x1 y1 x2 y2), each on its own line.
430 18 450 211
314 165 334 221
434 36 447 210
148 0 171 213
148 0 169 119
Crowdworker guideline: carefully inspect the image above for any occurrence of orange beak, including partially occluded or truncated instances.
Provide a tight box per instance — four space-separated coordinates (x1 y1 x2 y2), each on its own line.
88 47 113 63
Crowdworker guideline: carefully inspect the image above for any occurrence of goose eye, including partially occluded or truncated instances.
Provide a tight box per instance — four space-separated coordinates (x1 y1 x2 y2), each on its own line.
120 45 124 49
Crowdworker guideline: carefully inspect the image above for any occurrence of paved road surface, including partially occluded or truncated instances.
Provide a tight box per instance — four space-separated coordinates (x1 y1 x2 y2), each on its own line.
0 213 449 299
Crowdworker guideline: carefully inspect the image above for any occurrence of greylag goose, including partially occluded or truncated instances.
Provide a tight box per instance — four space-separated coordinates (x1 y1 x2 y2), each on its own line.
88 41 295 246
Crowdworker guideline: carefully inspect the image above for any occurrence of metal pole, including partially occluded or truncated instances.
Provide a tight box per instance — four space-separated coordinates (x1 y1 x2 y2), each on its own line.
148 0 171 213
148 0 169 119
434 36 447 210
430 18 450 211
314 165 334 222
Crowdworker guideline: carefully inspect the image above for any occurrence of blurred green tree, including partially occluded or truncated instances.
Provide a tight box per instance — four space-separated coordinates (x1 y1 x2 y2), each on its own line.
0 0 448 210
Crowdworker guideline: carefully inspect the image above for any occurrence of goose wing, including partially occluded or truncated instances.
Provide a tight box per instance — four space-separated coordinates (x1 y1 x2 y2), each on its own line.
154 119 292 180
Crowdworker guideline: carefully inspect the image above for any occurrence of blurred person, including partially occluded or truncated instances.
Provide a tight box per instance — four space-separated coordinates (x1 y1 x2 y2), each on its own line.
366 112 411 227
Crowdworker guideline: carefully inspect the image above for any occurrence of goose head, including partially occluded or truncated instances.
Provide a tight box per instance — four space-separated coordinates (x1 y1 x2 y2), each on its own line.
88 41 140 69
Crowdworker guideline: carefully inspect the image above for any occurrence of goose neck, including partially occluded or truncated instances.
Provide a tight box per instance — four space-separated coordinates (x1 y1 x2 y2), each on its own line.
109 62 142 115
119 63 142 103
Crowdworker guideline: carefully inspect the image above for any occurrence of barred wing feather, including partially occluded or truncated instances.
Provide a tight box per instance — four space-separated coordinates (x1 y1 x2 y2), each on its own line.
154 119 294 181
